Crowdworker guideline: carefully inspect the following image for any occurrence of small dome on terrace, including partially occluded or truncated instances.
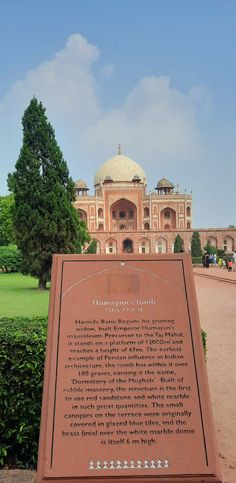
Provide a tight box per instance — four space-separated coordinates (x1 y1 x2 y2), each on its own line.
75 179 88 189
156 178 174 189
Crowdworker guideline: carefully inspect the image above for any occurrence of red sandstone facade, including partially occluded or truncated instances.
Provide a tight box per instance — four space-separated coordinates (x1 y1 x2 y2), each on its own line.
74 151 236 254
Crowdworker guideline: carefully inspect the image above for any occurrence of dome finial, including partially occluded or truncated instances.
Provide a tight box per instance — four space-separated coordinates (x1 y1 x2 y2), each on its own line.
118 144 122 155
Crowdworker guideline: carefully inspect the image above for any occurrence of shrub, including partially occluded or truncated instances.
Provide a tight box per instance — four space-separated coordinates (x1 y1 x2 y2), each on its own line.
192 256 202 265
0 317 47 467
0 246 22 273
0 316 207 468
217 249 225 258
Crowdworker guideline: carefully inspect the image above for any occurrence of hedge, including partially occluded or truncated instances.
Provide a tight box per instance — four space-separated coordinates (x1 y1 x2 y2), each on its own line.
0 317 47 467
0 246 22 273
192 256 202 265
0 316 207 468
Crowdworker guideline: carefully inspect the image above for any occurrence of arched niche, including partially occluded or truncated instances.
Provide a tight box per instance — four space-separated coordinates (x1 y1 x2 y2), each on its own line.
98 208 103 218
223 236 234 252
77 209 87 223
186 206 191 217
160 207 176 230
139 238 150 254
207 236 217 248
155 238 167 254
110 199 137 230
105 239 117 254
123 238 133 253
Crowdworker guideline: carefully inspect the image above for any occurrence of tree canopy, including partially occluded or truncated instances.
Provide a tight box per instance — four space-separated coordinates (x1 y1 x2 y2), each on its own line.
0 195 15 246
8 98 89 288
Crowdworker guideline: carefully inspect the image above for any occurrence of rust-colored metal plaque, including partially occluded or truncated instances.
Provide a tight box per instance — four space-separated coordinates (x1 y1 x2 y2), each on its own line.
37 254 222 483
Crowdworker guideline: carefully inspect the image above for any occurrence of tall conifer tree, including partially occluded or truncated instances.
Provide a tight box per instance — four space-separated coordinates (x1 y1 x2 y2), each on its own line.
191 231 202 257
8 98 89 289
174 234 184 253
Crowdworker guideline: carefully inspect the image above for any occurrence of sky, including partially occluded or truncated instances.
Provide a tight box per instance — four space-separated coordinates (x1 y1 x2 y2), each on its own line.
0 0 236 228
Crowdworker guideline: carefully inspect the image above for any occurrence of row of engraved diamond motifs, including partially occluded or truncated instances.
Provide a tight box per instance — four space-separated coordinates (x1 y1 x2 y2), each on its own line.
89 459 170 470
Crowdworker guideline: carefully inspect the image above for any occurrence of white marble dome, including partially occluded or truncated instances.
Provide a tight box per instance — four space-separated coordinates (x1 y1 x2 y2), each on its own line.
94 154 146 186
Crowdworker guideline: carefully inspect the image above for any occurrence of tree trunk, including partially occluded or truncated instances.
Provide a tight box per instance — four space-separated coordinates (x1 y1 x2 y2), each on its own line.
38 278 47 290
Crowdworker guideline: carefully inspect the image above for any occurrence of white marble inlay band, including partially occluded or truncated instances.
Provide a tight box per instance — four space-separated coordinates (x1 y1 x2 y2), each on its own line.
89 459 170 470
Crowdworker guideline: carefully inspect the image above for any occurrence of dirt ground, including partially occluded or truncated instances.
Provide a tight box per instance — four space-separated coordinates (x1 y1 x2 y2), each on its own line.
194 269 236 483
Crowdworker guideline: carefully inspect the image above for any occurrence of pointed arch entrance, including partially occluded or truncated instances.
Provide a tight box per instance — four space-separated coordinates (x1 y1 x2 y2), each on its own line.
123 239 133 253
110 199 137 231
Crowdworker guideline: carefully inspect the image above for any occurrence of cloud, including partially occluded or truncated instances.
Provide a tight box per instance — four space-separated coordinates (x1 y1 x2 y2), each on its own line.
0 33 208 195
99 63 115 79
0 34 101 127
82 76 206 167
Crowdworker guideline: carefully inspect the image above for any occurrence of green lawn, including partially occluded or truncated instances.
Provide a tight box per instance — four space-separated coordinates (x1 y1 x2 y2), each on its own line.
0 273 50 317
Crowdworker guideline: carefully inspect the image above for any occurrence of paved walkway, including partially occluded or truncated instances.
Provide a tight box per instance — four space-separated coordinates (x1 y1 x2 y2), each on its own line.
194 269 236 483
193 265 236 284
1 268 235 483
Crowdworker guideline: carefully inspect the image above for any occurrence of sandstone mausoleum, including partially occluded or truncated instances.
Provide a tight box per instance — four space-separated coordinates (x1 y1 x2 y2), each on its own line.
74 147 236 254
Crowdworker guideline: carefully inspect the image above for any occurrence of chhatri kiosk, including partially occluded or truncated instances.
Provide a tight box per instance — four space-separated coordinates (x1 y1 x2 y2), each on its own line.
74 147 235 255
